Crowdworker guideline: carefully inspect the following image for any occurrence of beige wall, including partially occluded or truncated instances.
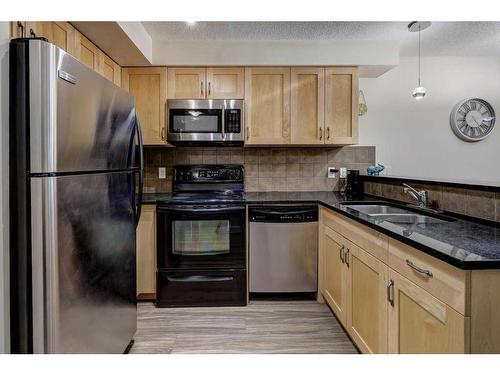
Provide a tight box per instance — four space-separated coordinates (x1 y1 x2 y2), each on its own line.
144 146 375 193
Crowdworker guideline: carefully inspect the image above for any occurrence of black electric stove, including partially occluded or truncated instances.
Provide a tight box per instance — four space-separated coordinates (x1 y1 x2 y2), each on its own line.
156 165 247 308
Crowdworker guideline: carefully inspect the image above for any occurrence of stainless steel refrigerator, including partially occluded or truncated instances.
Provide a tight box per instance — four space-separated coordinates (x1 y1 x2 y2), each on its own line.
9 38 143 353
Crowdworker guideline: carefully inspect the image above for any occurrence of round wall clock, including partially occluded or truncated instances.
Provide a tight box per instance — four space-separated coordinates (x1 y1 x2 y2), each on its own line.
450 98 496 142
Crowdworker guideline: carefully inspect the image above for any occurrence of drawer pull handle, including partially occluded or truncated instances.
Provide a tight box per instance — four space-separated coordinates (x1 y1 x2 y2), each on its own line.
406 259 433 278
319 127 323 140
167 275 233 283
339 245 345 264
345 248 350 268
387 279 394 306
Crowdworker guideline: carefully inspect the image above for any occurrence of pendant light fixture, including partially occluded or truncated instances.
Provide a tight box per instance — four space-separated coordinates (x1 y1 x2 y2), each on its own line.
408 21 431 100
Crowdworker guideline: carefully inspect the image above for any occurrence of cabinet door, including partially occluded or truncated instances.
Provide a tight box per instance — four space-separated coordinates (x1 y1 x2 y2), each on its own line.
122 67 167 145
290 67 325 144
206 67 244 99
102 54 121 86
75 32 101 72
388 269 467 354
322 225 348 324
136 205 156 298
346 244 388 353
50 22 77 55
167 67 206 99
325 67 358 145
244 67 290 145
12 22 76 55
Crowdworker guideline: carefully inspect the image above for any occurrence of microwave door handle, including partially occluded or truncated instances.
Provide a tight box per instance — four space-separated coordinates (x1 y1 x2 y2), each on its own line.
221 103 226 140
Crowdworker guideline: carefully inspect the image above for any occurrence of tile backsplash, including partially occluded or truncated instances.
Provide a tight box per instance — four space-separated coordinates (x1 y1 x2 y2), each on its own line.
364 179 500 223
144 146 375 193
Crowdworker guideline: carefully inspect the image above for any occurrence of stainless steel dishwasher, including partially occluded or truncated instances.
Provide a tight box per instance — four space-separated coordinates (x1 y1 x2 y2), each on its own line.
249 205 318 293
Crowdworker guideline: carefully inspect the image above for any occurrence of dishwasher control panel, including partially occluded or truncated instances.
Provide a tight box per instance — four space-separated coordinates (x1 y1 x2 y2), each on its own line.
249 206 318 223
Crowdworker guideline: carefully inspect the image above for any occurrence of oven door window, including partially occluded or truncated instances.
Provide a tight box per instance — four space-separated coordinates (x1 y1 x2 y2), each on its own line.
169 109 222 133
172 220 230 255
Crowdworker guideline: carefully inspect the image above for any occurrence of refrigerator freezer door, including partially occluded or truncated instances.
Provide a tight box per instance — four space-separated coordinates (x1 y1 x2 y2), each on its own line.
28 40 137 174
30 172 136 353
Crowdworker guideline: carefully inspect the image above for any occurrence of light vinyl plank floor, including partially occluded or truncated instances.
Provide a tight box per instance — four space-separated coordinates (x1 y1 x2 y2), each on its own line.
130 300 358 354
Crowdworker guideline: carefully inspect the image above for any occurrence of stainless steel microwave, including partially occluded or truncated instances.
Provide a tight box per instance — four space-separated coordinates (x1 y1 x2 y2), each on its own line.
167 99 244 146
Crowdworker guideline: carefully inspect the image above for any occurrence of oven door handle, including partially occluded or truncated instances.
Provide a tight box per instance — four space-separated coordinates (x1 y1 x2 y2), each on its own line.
159 205 245 213
167 275 234 283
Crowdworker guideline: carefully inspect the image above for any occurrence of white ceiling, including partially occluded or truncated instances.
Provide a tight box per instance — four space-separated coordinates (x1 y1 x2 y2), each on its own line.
142 21 500 56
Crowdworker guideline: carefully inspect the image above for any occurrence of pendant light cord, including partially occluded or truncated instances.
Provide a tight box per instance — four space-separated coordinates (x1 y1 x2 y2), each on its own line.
418 24 421 86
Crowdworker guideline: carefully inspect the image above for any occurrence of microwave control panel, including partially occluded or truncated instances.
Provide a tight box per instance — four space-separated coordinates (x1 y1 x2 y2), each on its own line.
224 109 241 133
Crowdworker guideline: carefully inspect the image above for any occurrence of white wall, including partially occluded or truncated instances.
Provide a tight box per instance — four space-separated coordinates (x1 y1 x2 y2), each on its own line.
359 56 500 184
152 39 399 77
0 21 9 353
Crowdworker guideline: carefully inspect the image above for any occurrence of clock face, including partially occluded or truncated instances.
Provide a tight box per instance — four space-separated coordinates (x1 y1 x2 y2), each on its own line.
450 98 496 142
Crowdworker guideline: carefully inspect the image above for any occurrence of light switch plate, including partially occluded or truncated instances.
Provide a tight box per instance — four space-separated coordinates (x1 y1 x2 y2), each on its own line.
327 167 337 179
339 167 347 178
158 167 166 179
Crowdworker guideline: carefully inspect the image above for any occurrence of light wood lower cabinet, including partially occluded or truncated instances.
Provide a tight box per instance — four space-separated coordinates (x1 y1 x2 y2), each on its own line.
136 205 156 299
347 244 388 354
319 206 500 354
321 225 349 324
388 269 467 353
122 67 168 145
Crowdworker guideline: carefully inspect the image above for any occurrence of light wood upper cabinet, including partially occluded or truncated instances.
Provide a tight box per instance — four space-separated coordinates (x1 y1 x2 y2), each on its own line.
322 225 349 325
168 67 244 99
206 67 245 99
325 67 359 145
244 67 291 145
388 269 467 354
136 205 156 298
50 22 77 55
346 243 388 354
290 67 325 144
167 67 206 99
75 31 101 71
122 67 167 145
102 54 121 86
17 22 76 55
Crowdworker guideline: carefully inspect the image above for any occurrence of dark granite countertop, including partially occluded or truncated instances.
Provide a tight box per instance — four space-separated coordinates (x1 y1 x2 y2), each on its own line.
142 191 500 270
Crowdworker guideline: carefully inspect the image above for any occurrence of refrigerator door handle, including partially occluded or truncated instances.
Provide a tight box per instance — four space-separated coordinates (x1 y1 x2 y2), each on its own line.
135 116 144 226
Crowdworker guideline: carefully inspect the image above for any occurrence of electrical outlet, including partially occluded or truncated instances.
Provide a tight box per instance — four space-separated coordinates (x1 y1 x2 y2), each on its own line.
327 167 337 179
339 167 347 178
158 167 166 179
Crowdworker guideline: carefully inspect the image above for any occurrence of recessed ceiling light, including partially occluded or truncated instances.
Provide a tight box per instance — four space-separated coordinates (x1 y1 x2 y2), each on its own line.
186 21 197 26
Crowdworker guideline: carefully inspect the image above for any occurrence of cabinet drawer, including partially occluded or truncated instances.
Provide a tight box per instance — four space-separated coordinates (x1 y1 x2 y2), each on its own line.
320 207 388 263
388 238 469 315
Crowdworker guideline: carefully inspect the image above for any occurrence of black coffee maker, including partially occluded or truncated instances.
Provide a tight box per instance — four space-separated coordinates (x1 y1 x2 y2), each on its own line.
344 170 363 196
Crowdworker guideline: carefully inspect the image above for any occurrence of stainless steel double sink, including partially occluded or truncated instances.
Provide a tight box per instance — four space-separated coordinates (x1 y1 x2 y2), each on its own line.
340 202 456 224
